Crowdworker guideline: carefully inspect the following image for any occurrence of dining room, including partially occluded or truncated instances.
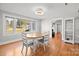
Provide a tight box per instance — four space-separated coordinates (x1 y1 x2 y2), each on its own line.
1 3 79 56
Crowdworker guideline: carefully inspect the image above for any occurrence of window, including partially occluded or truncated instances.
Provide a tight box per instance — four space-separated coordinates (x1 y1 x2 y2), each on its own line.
16 19 31 33
5 16 31 34
6 17 14 33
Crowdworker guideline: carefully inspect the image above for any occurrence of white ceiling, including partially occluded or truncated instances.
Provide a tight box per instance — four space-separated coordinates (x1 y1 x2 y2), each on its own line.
0 3 79 20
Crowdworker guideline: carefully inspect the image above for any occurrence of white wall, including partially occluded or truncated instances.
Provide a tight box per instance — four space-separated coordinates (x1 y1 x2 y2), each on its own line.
41 18 58 37
41 4 79 38
41 19 50 32
0 11 3 37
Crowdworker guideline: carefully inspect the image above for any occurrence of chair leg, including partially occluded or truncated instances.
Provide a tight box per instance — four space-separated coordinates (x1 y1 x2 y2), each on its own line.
33 41 37 53
30 47 34 56
21 45 24 55
38 43 40 48
25 46 28 56
44 45 46 51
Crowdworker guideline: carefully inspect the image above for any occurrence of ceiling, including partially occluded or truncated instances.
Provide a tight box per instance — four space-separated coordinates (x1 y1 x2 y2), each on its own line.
0 3 79 20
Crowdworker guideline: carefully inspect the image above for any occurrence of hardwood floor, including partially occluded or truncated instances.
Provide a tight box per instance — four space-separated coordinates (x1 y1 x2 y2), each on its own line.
0 32 79 56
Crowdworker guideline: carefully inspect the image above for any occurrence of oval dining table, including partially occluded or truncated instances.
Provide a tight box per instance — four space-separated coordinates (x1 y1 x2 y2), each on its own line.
24 32 48 55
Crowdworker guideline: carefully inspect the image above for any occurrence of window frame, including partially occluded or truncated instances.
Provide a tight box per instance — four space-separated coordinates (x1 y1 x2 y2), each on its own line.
3 14 38 36
3 16 32 36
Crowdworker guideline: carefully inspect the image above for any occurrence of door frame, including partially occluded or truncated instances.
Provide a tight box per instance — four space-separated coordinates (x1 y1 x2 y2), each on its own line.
50 18 63 39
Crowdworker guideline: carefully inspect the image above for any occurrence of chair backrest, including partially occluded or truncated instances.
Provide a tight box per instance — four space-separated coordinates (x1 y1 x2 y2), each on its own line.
44 34 49 42
22 32 34 44
22 32 27 43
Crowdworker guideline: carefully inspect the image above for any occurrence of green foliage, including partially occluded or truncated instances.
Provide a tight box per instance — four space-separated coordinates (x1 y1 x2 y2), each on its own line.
17 19 28 27
6 20 13 28
10 21 13 27
20 19 27 25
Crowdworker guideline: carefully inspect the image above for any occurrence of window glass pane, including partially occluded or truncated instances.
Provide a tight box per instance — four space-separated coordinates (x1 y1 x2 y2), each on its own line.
6 18 14 33
16 19 30 33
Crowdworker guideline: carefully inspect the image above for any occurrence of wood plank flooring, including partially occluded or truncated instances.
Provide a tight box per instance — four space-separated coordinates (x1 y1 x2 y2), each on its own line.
0 32 79 56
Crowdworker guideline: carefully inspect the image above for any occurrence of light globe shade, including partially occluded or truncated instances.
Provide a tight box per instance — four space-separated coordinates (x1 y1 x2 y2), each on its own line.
35 8 44 16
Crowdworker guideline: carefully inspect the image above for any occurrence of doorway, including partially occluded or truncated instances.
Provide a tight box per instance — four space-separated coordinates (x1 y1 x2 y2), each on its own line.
56 20 62 39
